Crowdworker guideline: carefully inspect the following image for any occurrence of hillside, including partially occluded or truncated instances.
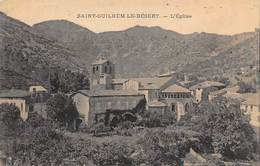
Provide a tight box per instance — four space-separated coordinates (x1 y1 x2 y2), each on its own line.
34 20 258 78
0 12 86 89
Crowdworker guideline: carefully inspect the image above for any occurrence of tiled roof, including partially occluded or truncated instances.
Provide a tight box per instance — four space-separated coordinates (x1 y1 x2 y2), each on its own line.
129 77 173 90
158 71 176 77
189 81 225 90
162 84 191 93
148 100 167 107
112 78 128 84
77 89 143 97
92 59 109 65
209 86 239 96
0 90 31 98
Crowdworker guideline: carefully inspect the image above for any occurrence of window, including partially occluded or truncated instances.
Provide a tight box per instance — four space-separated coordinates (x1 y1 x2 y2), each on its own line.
93 67 95 73
109 66 112 73
21 103 23 111
171 104 176 112
105 66 107 73
96 66 99 71
107 102 111 109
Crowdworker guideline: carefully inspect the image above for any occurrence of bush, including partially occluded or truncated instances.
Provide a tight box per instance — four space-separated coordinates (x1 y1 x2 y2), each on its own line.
92 142 133 166
183 98 257 160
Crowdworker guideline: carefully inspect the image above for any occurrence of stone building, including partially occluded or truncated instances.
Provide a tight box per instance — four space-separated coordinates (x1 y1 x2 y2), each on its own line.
159 84 193 121
72 90 145 127
240 93 260 127
72 58 196 126
189 81 226 103
91 58 115 90
0 90 31 121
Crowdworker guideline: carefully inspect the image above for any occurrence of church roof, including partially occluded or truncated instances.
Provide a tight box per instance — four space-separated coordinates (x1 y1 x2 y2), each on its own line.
162 84 190 93
189 81 226 90
76 89 143 97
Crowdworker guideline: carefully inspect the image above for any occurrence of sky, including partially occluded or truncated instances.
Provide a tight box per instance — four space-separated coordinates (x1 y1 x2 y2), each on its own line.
0 0 259 35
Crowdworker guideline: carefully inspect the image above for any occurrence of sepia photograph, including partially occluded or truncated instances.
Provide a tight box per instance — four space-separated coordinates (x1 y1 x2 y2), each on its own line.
0 0 259 165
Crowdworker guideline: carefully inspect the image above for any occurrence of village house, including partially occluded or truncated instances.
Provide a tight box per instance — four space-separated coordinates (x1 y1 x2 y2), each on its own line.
240 93 260 127
0 85 50 120
189 81 226 103
0 89 31 121
29 85 48 93
208 85 240 101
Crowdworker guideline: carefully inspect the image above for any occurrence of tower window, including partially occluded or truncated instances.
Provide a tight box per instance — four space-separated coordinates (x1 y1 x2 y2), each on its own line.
96 66 98 71
109 66 112 73
105 66 107 73
93 67 95 73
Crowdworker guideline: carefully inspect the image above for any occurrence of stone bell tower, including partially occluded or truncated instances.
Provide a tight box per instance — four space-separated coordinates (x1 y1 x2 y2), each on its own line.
90 58 115 90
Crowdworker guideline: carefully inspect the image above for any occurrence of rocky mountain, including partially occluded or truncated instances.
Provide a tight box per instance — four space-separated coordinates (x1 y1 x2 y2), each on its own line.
0 12 86 90
33 20 258 78
0 12 257 90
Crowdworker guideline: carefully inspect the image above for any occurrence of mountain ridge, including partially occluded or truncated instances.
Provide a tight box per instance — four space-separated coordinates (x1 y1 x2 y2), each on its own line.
33 20 258 78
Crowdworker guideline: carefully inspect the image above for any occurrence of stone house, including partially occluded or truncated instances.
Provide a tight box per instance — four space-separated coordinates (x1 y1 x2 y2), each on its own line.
29 85 48 93
189 81 226 103
0 90 31 121
240 93 260 127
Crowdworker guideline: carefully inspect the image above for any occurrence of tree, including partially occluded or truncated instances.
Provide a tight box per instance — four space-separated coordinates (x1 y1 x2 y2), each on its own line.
13 124 74 165
50 68 89 93
183 97 257 160
46 93 79 128
0 103 21 136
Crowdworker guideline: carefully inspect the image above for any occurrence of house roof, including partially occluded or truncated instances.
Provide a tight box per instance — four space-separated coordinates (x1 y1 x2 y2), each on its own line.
148 100 167 107
92 59 109 65
209 86 239 96
112 78 128 85
189 81 226 90
162 84 191 93
76 89 143 97
158 71 176 77
242 93 259 106
129 76 173 90
0 90 31 98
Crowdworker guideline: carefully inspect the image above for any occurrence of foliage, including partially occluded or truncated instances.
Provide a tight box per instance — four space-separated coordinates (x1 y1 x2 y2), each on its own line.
46 93 79 128
13 125 74 165
92 142 133 166
0 103 21 136
50 68 89 93
135 127 200 166
237 81 256 93
182 97 257 160
138 111 176 128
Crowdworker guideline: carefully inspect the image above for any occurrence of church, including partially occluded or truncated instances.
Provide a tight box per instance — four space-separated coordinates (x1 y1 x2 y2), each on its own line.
72 58 193 127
